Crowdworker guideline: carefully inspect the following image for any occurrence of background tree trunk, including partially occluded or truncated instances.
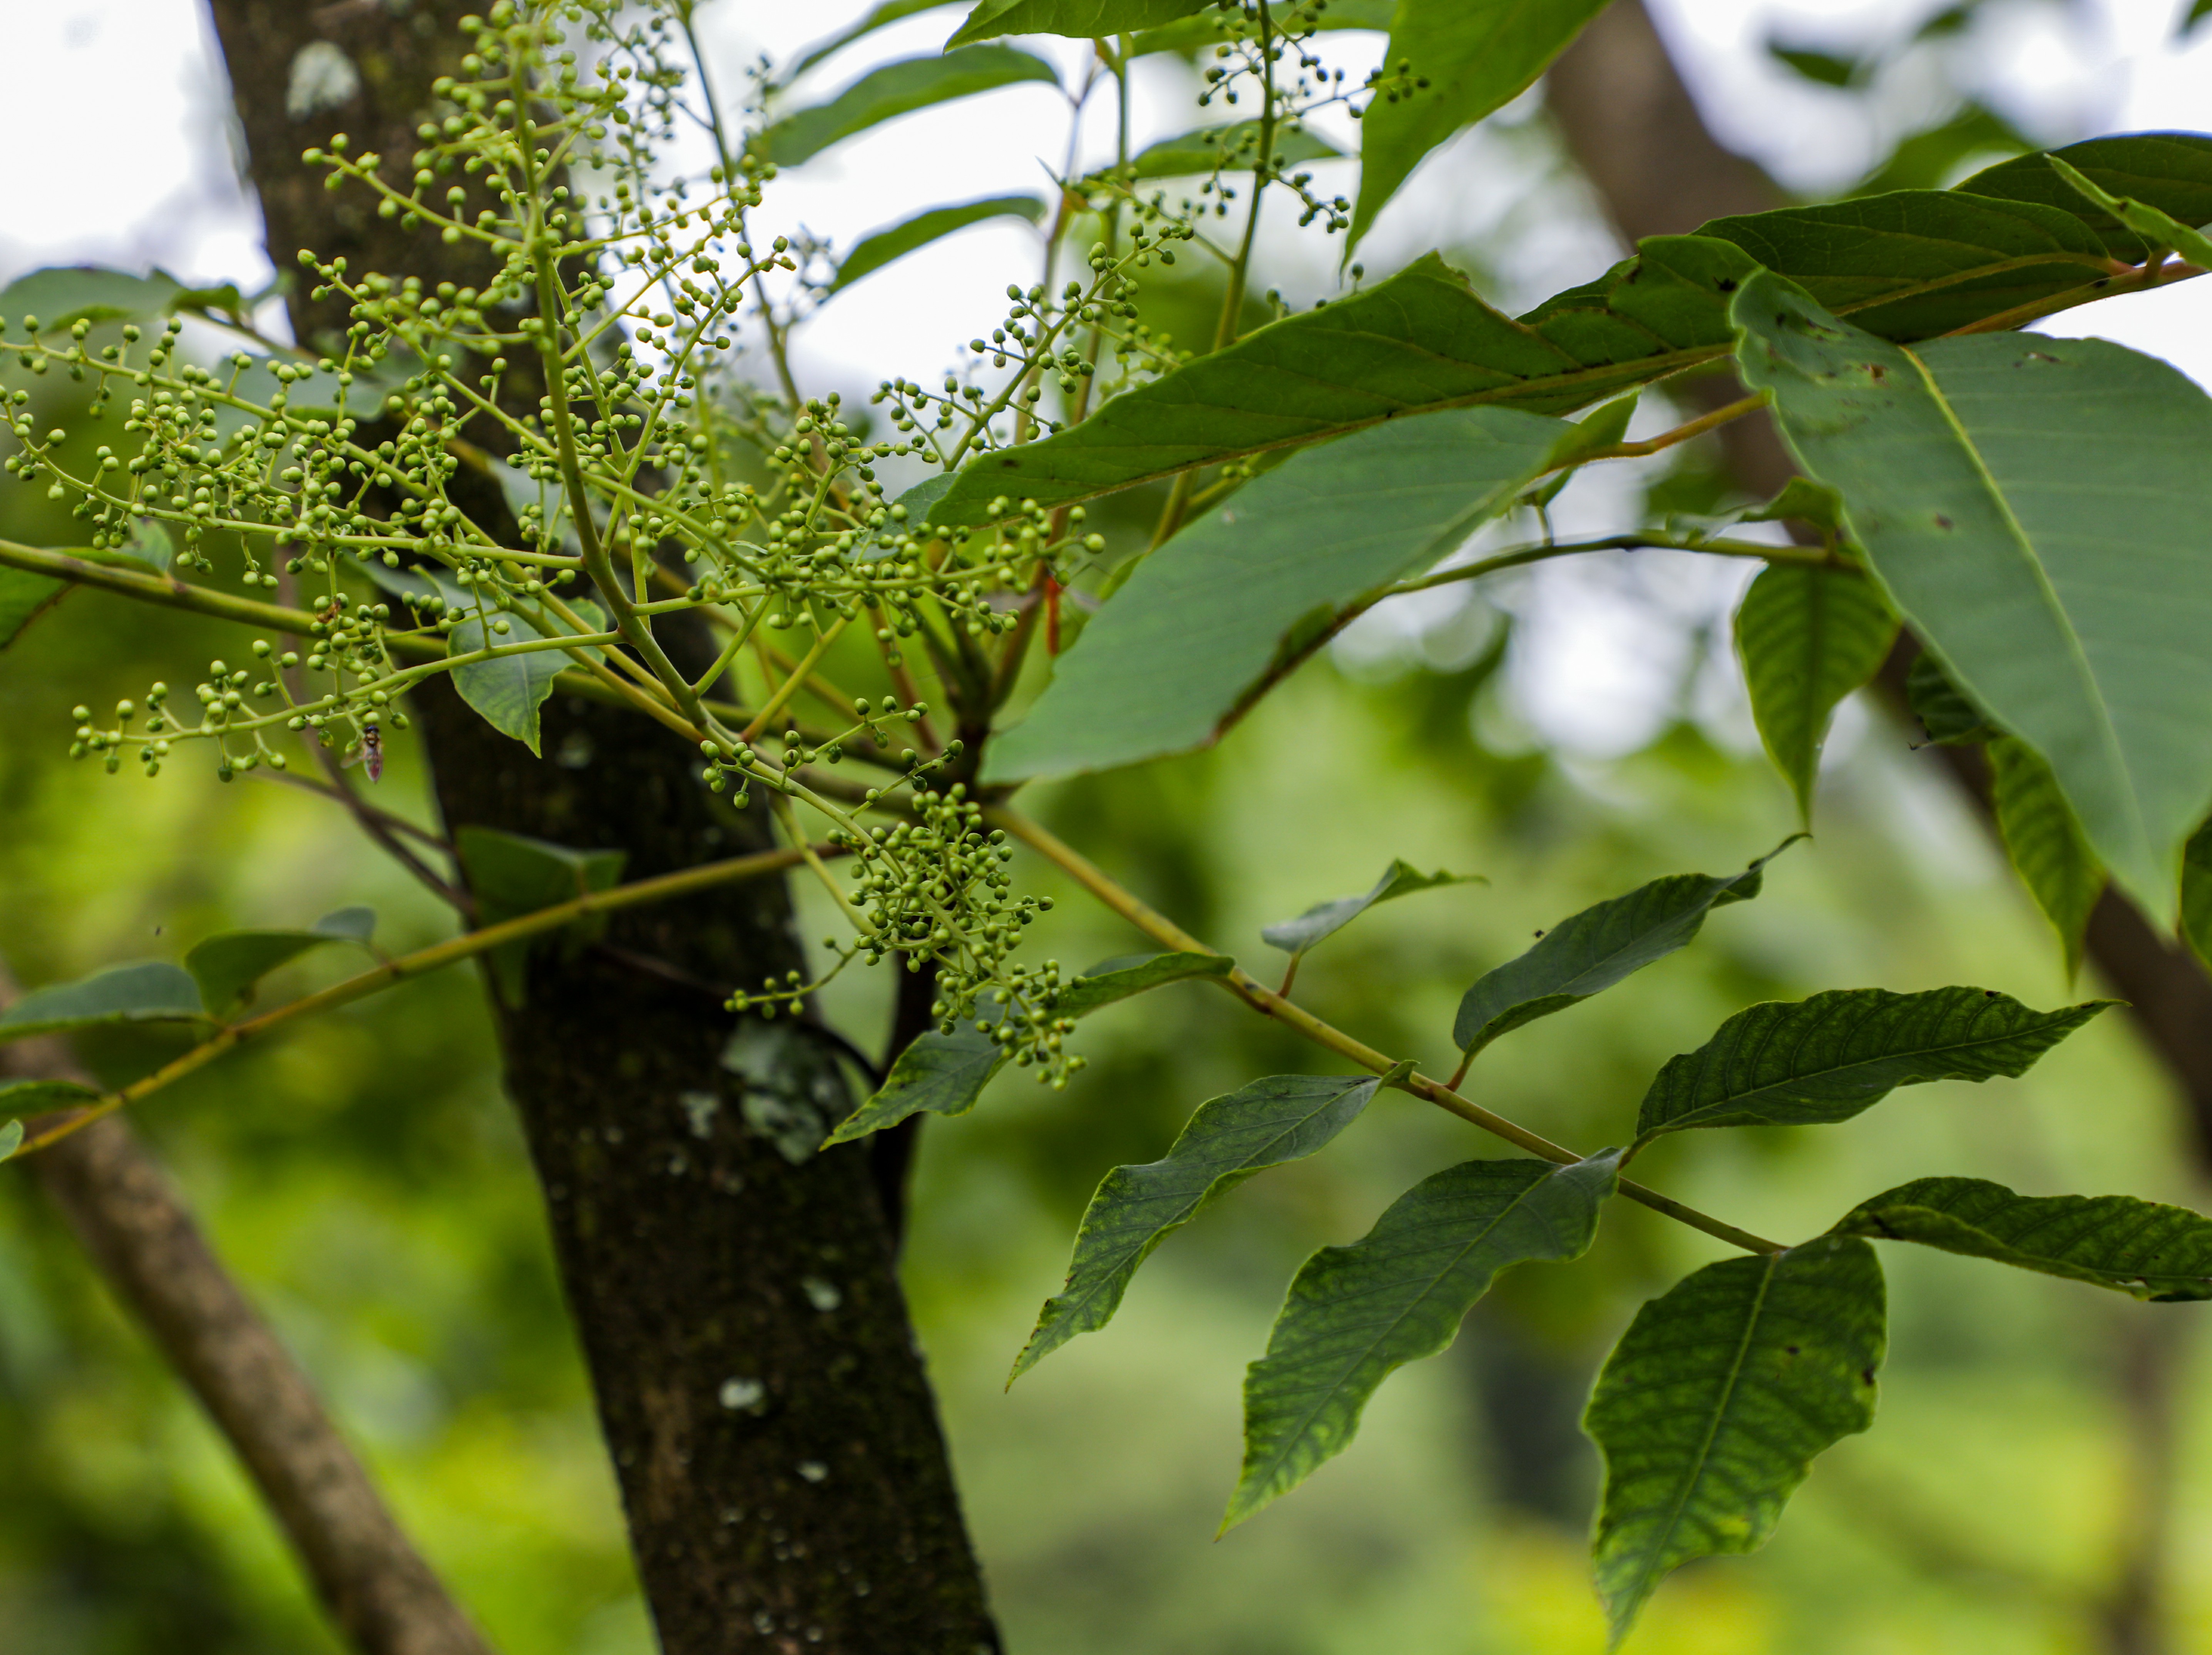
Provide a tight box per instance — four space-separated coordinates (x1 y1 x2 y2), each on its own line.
200 4 1001 1649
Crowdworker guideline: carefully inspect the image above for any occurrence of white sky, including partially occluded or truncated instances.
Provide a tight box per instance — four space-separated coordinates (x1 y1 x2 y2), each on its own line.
5 0 2209 760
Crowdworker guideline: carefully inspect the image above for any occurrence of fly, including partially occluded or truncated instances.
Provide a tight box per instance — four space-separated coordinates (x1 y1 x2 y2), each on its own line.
342 724 383 784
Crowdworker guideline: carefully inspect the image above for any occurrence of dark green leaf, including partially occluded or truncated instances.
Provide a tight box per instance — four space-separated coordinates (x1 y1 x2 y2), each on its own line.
929 154 2186 525
1130 0 1392 56
1262 860 1481 961
758 47 1059 166
2182 819 2212 971
1011 1066 1410 1379
949 0 1207 46
983 403 1569 779
1904 651 1996 746
1350 0 1614 248
1766 41 1863 88
1586 1236 1885 1647
1453 850 1781 1057
791 0 959 78
0 1079 98 1123
2048 153 2212 268
184 907 378 1016
441 574 606 755
1990 735 2105 977
822 1025 1006 1145
1227 1149 1618 1528
1633 986 2109 1143
2187 0 2212 40
1959 132 2212 261
1734 564 1896 824
1733 269 2212 913
0 568 67 649
1054 951 1235 1018
0 962 207 1044
1836 1176 2212 1300
455 827 626 1006
830 196 1046 295
1123 120 1342 181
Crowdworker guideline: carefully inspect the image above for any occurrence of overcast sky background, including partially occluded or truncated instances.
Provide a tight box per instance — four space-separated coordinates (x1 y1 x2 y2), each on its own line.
5 0 2207 760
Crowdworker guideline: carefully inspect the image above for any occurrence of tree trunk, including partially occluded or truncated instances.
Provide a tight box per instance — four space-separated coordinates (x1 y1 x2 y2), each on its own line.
200 5 1000 1649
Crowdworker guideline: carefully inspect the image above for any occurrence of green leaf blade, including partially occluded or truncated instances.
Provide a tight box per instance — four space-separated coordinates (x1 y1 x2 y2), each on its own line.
446 592 604 755
1012 1068 1405 1380
1227 1149 1618 1529
760 47 1059 166
0 1078 100 1122
1452 853 1778 1056
823 1026 1007 1145
829 196 1045 295
1836 1176 2212 1300
0 568 69 649
0 962 208 1045
1733 269 2212 914
1990 735 2105 976
949 0 1208 46
455 828 626 1005
1054 951 1233 1018
1350 0 1613 248
183 908 378 1017
982 403 1567 780
1123 119 1342 181
1586 1236 1886 1647
1634 987 2110 1143
0 1118 21 1161
1262 860 1480 961
1734 564 1896 823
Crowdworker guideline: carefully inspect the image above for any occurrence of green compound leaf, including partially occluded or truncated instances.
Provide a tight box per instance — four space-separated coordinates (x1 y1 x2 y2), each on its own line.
1123 119 1342 181
1990 735 2105 978
823 1024 1006 1145
829 196 1046 295
1733 270 2212 916
1633 987 2110 1145
1226 1148 1618 1530
1835 1176 2212 1300
1586 1236 1886 1648
184 907 377 1017
1453 850 1781 1058
0 567 68 649
1262 860 1482 962
1904 651 1997 747
1734 564 1896 825
1054 951 1235 1018
929 135 2212 527
0 962 208 1046
759 47 1059 166
984 404 1568 780
1350 0 1613 249
950 0 1208 46
1011 1065 1411 1381
455 827 626 1006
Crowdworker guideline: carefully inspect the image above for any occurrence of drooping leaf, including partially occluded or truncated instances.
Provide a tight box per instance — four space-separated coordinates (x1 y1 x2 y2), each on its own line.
455 827 626 1005
822 1024 1006 1145
0 962 208 1045
1011 1066 1410 1380
0 568 67 649
1453 851 1780 1057
1633 987 2109 1144
1350 0 1613 248
1835 1176 2212 1300
1122 119 1342 181
2182 819 2212 971
1904 650 1996 746
1989 735 2105 977
1734 564 1896 824
1262 860 1481 962
443 582 607 755
790 0 959 78
830 196 1046 295
1586 1237 1886 1647
949 0 1208 46
183 907 378 1016
1227 1148 1618 1529
1735 270 2212 914
983 403 1570 780
758 47 1059 166
1054 951 1235 1018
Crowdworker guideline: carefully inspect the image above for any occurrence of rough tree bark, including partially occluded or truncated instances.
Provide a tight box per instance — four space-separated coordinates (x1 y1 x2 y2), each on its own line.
0 965 493 1655
200 4 999 1650
1549 10 2197 1651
